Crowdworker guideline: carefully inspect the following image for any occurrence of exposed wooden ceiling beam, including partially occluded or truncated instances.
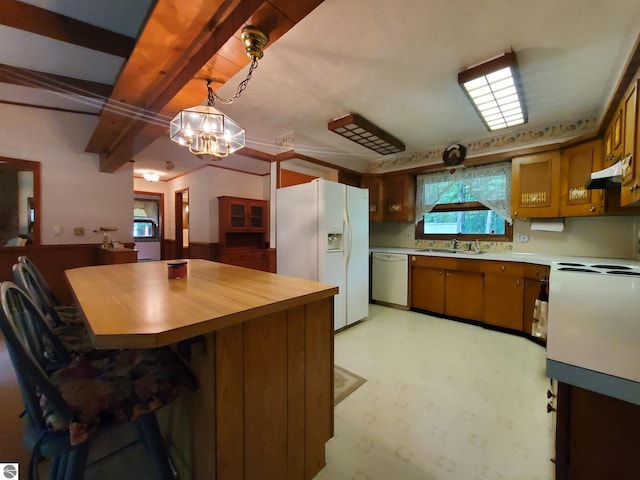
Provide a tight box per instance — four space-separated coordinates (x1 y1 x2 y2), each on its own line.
91 0 325 173
0 63 113 99
0 0 136 58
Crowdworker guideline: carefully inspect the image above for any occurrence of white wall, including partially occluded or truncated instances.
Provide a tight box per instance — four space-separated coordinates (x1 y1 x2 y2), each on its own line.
512 216 638 259
370 215 639 259
0 104 134 245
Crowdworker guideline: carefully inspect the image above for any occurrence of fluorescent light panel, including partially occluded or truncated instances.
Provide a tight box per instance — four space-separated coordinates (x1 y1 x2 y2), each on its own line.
458 52 527 131
328 113 405 155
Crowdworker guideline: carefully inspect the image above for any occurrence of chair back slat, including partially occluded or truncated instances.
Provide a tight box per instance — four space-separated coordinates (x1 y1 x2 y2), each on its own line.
13 262 65 328
18 256 63 307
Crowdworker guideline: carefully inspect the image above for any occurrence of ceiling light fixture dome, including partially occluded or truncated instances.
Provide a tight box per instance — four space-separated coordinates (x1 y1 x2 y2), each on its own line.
169 26 268 159
143 171 160 182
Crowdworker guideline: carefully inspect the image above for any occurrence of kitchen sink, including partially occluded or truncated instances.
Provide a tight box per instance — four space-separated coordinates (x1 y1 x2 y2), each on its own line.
416 248 483 254
416 248 457 253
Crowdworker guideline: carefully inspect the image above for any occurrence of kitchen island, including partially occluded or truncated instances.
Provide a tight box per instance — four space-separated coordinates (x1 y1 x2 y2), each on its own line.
65 259 338 480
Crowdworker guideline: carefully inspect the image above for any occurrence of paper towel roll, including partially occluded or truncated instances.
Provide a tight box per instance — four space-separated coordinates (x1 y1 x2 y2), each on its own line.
530 219 565 232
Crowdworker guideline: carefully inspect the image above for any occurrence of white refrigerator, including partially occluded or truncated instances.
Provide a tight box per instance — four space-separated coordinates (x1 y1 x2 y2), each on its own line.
276 179 369 331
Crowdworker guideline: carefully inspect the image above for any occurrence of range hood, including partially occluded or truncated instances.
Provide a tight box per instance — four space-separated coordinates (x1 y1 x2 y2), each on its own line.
585 159 623 190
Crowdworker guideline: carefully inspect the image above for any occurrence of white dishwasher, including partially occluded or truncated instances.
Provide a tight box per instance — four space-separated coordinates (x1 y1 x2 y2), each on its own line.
371 253 408 307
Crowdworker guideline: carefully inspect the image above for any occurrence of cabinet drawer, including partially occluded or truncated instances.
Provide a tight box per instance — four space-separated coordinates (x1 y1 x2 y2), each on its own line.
252 250 270 261
523 263 550 280
226 251 254 263
482 261 524 276
410 255 457 270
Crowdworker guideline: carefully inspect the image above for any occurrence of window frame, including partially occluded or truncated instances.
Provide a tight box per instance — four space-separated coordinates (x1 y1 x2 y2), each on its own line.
415 201 513 242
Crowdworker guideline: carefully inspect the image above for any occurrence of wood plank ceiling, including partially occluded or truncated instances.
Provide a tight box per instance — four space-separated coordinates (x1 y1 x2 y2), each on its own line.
0 0 325 173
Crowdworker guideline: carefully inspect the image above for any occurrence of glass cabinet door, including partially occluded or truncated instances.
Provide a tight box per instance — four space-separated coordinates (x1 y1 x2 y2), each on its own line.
229 202 247 229
249 204 264 229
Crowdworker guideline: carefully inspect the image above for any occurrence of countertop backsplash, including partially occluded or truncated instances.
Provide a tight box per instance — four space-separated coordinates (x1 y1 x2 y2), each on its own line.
370 215 639 259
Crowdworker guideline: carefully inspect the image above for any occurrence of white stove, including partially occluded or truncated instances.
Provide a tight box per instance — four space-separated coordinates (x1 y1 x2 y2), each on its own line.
547 260 640 403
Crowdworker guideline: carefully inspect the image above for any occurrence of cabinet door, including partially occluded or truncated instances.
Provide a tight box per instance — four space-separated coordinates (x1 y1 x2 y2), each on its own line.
411 266 445 313
444 271 483 321
511 152 561 218
383 174 415 222
560 140 604 216
621 81 640 206
483 273 524 330
227 199 249 231
247 201 267 232
361 176 384 222
556 384 640 480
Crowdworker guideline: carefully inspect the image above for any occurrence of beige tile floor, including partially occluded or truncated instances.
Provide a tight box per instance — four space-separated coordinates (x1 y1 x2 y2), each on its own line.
315 304 554 480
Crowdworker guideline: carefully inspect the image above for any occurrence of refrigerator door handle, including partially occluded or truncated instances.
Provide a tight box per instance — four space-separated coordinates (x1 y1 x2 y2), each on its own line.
344 208 352 263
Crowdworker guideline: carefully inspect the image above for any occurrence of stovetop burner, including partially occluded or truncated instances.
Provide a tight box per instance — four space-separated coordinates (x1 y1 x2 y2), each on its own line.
558 262 587 267
605 270 640 276
591 264 632 270
557 267 599 273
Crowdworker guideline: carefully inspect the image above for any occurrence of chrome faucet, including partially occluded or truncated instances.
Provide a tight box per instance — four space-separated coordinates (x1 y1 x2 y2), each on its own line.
451 239 459 250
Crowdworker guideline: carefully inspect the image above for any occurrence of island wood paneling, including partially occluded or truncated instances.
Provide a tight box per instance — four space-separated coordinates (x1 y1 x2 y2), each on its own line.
212 299 333 480
287 304 306 480
215 323 244 480
244 311 289 479
304 298 333 478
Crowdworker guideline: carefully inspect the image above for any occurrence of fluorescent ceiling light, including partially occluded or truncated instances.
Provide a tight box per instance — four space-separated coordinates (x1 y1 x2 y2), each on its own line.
458 52 527 131
328 113 405 155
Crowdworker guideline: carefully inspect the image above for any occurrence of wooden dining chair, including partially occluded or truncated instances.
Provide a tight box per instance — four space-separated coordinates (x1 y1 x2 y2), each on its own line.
17 256 81 323
12 262 94 357
0 281 198 480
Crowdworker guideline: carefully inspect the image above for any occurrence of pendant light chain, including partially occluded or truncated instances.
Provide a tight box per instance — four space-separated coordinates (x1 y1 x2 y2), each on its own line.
210 56 260 106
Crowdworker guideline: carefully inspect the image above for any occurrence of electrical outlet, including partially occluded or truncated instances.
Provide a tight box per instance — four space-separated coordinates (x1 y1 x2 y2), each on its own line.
406 231 413 239
517 233 529 243
74 227 85 236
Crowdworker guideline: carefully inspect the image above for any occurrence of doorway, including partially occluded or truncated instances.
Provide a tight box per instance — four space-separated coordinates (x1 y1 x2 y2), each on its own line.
175 189 189 258
133 191 163 261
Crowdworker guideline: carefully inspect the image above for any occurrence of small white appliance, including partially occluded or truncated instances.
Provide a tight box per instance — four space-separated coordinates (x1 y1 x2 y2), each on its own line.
276 179 369 331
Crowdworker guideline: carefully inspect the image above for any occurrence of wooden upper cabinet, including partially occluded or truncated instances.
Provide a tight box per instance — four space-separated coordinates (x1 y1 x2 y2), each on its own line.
621 80 640 206
219 196 268 233
560 140 604 216
511 151 561 219
360 175 384 222
383 173 415 222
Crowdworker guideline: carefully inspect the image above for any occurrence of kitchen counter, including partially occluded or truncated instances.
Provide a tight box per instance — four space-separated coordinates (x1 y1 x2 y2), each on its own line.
370 246 640 268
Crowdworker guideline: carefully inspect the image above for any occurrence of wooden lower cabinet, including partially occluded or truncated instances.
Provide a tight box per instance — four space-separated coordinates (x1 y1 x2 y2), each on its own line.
96 246 137 265
483 273 524 330
444 270 483 321
411 266 445 313
217 248 275 272
555 383 640 480
410 256 483 321
411 255 549 335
